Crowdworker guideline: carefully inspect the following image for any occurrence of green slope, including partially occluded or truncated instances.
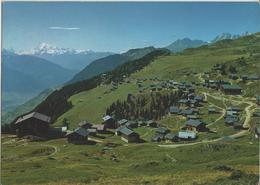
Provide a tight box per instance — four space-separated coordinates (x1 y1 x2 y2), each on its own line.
53 33 260 128
68 46 156 84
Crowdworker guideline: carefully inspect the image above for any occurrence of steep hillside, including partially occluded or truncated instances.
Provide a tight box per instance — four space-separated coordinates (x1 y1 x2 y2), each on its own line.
50 33 260 128
68 46 156 84
165 38 207 52
28 49 169 123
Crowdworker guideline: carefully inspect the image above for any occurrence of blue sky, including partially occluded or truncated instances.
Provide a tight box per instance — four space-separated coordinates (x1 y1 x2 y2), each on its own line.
3 2 260 53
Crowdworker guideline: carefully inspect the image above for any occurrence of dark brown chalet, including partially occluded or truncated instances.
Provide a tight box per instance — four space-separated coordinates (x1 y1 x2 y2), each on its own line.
14 112 51 137
66 127 89 144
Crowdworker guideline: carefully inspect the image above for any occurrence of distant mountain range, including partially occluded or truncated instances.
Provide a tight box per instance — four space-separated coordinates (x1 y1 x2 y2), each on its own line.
211 32 252 43
165 38 208 52
2 50 76 112
18 43 113 70
68 46 156 84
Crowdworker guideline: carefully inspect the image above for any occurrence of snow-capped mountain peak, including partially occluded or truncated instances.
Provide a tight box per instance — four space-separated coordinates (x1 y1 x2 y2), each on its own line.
18 43 92 55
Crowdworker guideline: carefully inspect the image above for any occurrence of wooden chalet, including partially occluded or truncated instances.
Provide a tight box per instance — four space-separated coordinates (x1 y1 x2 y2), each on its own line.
255 126 260 139
256 96 260 105
165 133 178 142
221 84 242 95
78 120 92 129
229 74 238 80
92 124 106 133
117 119 128 127
184 119 207 132
233 122 243 129
252 111 260 117
169 106 180 114
156 127 170 135
102 115 116 129
116 126 139 143
224 115 239 126
208 108 218 114
125 120 138 128
146 120 158 127
178 131 197 140
66 127 89 144
14 112 51 137
151 134 164 142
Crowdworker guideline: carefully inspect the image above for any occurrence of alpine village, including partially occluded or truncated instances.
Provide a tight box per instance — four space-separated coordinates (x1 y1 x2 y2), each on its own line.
2 33 260 185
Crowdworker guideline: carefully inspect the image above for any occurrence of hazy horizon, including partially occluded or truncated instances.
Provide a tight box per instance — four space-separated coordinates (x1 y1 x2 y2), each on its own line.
3 2 260 53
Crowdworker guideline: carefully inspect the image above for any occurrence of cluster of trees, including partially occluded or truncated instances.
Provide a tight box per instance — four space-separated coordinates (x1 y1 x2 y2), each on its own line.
106 90 185 121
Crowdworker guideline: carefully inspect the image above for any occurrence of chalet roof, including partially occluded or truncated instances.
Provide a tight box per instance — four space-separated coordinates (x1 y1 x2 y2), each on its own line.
181 109 194 115
222 84 241 90
170 106 180 113
178 131 196 139
187 115 199 119
118 119 128 125
227 106 241 112
194 96 204 101
15 112 51 124
102 115 112 122
165 133 177 140
151 134 164 141
208 107 216 111
156 127 169 134
185 119 203 127
67 127 89 137
225 116 239 124
125 120 137 127
78 120 92 127
248 75 259 80
87 128 97 133
117 126 135 136
146 120 156 124
255 126 260 135
92 124 105 130
178 99 189 104
253 112 260 117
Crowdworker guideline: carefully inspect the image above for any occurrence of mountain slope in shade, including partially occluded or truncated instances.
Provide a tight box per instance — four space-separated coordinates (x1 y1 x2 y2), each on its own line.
20 43 113 70
68 46 156 84
165 38 207 52
2 50 77 111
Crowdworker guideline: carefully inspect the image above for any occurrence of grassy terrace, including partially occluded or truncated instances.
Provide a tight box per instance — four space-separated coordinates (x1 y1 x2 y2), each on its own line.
1 134 259 185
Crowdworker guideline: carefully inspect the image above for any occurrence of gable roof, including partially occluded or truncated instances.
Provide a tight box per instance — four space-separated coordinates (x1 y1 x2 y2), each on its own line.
118 119 128 125
178 131 196 139
156 127 169 134
78 120 92 127
117 126 135 136
170 106 180 113
222 84 241 90
181 109 194 115
165 133 177 140
15 112 51 124
102 115 112 121
92 124 105 130
67 127 89 137
185 119 203 127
